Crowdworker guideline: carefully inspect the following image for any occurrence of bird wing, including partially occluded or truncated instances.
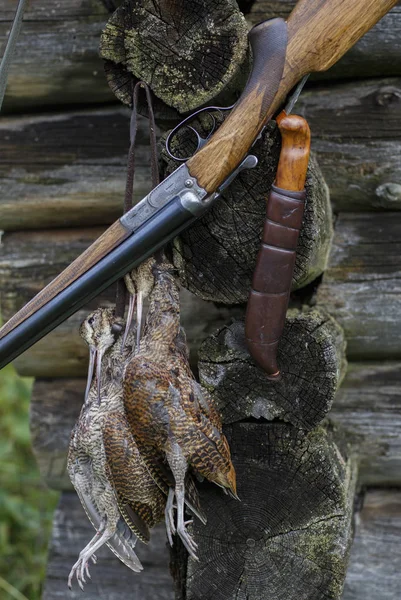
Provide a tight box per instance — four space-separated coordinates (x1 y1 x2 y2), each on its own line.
167 382 235 493
124 358 207 523
102 411 166 543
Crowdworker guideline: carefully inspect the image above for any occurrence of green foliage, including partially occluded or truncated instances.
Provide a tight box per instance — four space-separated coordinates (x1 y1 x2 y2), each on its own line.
0 366 59 600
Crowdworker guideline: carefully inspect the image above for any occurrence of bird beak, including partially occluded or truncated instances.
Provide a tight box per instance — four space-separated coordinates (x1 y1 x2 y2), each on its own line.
84 345 97 403
136 290 144 351
96 347 105 404
121 293 136 351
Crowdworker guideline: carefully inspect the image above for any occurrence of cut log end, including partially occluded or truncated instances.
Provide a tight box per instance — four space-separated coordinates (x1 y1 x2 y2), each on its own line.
100 0 250 113
199 309 347 430
172 423 357 600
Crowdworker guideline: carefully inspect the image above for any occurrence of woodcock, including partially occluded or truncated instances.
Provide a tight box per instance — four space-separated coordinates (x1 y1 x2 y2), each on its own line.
123 256 237 559
67 308 166 589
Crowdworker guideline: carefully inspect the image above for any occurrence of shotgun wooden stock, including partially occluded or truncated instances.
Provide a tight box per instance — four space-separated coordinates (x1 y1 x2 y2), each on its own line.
187 0 398 192
0 0 397 365
245 113 311 379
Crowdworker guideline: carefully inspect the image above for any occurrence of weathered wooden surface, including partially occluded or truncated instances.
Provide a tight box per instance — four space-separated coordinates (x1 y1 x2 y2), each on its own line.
1 0 117 112
42 492 173 600
199 310 346 430
297 78 401 212
100 0 249 112
248 1 401 80
41 489 401 600
316 212 401 360
0 107 149 230
1 78 400 232
164 122 332 303
2 1 401 113
343 490 401 600
174 423 356 600
330 362 401 486
0 227 243 376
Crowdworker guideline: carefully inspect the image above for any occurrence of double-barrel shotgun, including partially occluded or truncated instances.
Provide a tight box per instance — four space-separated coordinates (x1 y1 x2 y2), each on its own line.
0 0 397 370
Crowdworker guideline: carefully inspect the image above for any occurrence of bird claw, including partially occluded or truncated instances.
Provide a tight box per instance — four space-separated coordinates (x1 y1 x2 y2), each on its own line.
177 522 199 560
166 511 198 560
68 556 94 590
165 500 177 547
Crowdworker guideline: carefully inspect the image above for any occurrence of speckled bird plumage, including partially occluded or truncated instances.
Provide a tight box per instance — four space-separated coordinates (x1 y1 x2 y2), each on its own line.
67 308 166 589
123 257 237 558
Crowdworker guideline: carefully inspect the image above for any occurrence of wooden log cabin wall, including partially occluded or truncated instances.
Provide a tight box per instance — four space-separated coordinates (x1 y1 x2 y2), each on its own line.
1 0 401 598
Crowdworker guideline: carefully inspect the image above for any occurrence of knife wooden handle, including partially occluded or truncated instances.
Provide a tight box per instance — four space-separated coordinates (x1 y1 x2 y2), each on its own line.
245 112 311 379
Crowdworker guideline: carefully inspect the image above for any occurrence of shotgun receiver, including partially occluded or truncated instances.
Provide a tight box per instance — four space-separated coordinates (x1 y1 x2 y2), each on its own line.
0 0 397 369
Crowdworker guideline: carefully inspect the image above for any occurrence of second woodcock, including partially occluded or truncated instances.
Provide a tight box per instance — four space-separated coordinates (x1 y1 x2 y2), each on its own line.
123 256 237 559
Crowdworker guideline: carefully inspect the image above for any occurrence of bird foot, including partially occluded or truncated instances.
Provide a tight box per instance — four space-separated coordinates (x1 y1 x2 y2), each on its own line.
177 520 199 561
165 505 176 547
67 556 94 590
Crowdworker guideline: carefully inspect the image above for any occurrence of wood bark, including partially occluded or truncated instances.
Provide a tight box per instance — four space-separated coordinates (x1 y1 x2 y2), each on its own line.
315 212 401 360
198 309 346 430
163 121 332 303
41 489 401 600
99 0 250 113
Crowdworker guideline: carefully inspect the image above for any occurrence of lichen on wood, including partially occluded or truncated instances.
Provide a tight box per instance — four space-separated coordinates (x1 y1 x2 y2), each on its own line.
100 0 250 113
174 423 356 600
199 308 346 430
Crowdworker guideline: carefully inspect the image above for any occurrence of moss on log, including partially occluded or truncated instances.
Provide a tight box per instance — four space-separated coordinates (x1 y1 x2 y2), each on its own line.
41 489 401 600
173 423 356 600
100 0 249 112
199 309 346 430
163 121 332 303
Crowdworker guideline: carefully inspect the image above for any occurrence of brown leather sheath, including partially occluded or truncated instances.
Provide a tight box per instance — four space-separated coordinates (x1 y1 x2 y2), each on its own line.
245 184 306 379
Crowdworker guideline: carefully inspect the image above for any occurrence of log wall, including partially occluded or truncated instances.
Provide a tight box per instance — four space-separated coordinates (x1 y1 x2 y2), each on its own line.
1 0 400 598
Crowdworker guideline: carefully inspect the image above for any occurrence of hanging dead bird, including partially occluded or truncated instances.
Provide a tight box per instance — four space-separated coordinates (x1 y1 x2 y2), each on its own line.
79 307 123 404
123 257 237 559
67 308 167 589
